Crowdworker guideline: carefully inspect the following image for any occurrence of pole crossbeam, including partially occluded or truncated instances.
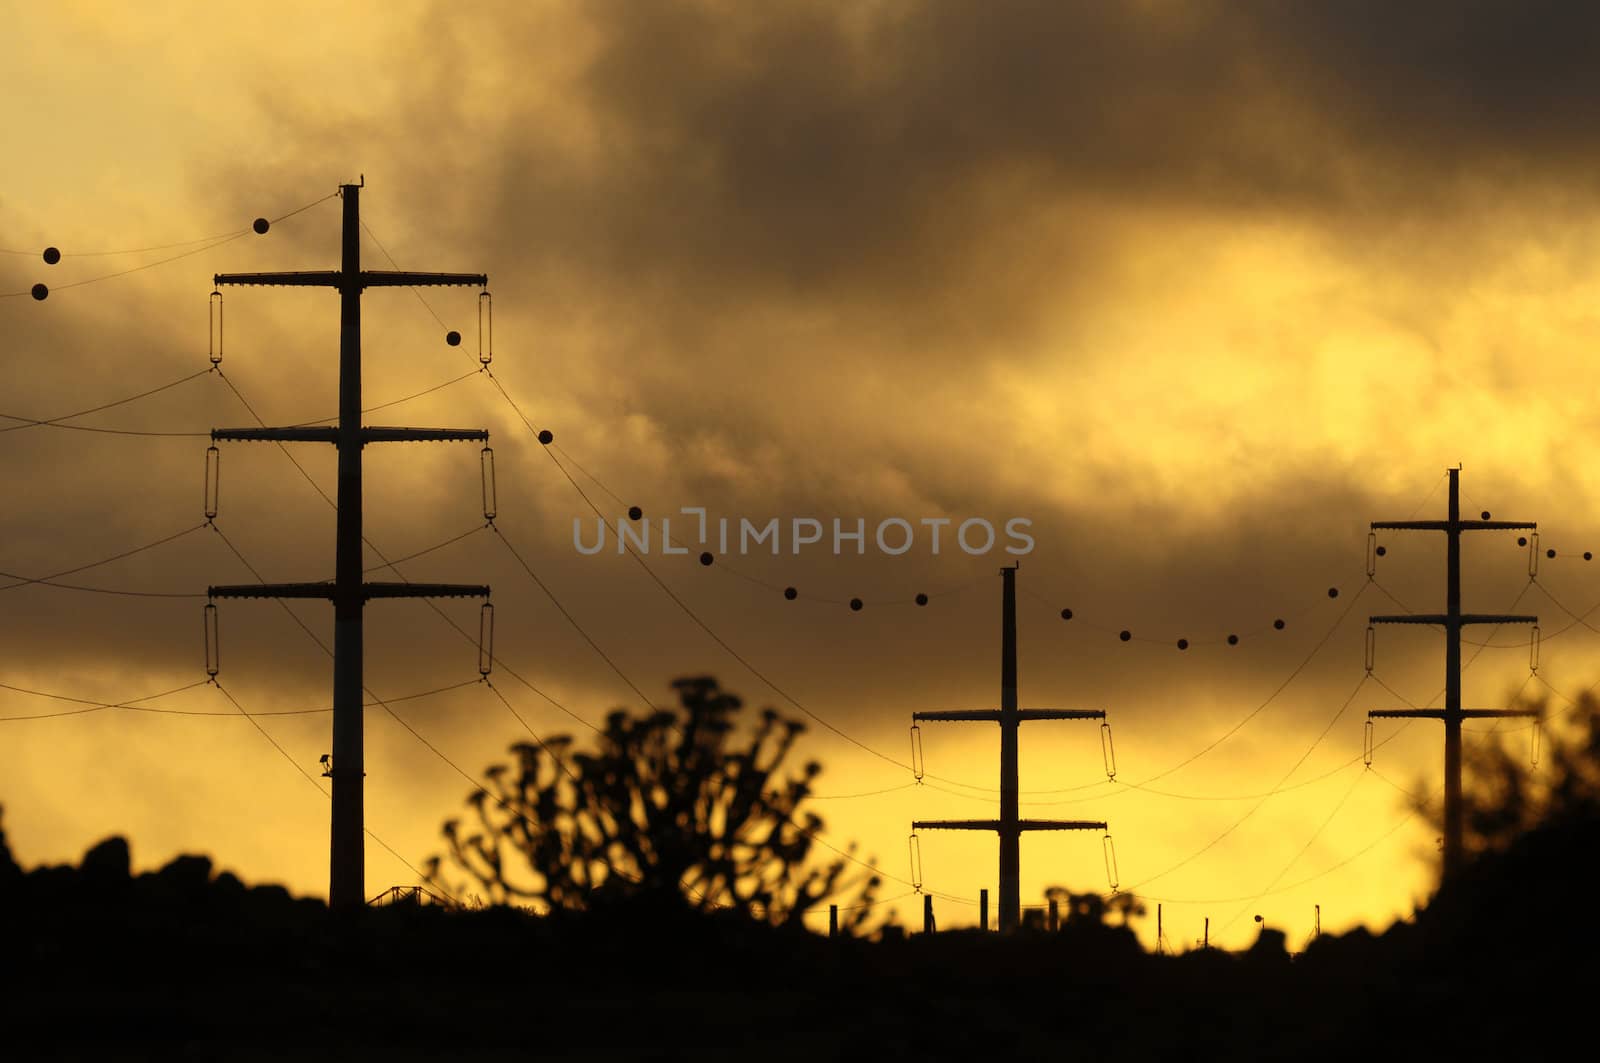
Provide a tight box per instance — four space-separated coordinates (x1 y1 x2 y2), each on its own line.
214 426 489 445
209 182 490 911
914 819 1108 833
1365 468 1536 881
914 708 1105 723
214 270 487 290
1372 520 1536 532
1369 614 1537 627
1370 708 1539 720
908 566 1109 933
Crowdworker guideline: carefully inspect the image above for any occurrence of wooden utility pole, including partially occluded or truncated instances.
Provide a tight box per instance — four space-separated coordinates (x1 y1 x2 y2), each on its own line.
208 180 490 910
911 566 1107 933
1367 467 1538 880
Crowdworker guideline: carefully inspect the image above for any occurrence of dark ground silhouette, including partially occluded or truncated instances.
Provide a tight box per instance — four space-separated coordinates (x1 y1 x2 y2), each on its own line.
1 796 1595 1062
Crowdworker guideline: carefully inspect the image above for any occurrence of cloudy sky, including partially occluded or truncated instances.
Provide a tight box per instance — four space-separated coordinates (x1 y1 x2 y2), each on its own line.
5 0 1600 947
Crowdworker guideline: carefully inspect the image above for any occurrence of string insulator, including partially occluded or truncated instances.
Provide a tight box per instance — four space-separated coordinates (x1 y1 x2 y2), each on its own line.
1366 531 1377 578
1529 533 1540 578
1100 721 1117 779
1531 718 1542 769
204 445 220 521
1364 625 1375 674
204 602 220 678
1363 719 1374 767
908 832 922 893
209 290 223 366
909 723 925 783
480 446 497 522
1529 625 1541 673
478 602 494 677
1102 833 1119 892
478 290 493 367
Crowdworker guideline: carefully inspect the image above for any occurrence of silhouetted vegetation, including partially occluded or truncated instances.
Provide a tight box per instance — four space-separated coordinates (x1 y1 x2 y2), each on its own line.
1410 688 1600 866
425 677 882 931
2 680 1596 1059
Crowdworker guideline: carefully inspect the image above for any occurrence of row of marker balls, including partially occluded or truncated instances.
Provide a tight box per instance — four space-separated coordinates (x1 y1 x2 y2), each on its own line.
1514 535 1592 561
29 218 274 301
621 505 929 611
1058 587 1339 648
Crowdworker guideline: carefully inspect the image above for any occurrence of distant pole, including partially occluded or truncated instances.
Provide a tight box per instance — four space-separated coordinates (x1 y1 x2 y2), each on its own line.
1203 917 1209 949
923 894 936 933
1048 897 1059 932
999 566 1020 929
1368 468 1538 880
828 904 838 938
1313 904 1320 937
980 888 989 931
911 566 1108 933
1157 903 1163 953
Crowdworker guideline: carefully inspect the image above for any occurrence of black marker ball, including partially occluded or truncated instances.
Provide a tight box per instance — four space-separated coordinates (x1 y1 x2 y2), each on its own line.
1548 548 1556 559
538 429 553 445
1177 638 1188 650
1375 546 1386 557
446 330 462 346
1119 630 1131 642
252 218 270 234
849 598 863 611
1518 537 1528 547
1328 587 1339 598
627 505 642 520
1274 619 1286 630
784 586 798 600
30 283 47 301
1060 608 1073 621
698 551 713 566
915 593 928 606
1227 634 1239 645
41 247 60 265
1586 552 1593 562
1481 511 1491 520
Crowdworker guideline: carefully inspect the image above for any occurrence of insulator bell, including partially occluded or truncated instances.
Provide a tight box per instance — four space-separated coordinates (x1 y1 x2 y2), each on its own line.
209 290 223 366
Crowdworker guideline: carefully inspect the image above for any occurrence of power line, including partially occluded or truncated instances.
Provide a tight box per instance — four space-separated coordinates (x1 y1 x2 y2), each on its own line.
0 367 213 435
2 192 338 299
0 521 208 592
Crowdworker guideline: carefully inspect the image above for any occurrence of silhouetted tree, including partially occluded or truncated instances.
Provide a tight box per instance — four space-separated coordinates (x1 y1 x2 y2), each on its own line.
426 676 881 930
1408 688 1600 864
0 804 19 885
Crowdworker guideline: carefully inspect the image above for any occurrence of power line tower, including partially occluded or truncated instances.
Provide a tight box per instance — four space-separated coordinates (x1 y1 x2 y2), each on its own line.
208 179 490 911
1367 467 1538 880
911 565 1107 933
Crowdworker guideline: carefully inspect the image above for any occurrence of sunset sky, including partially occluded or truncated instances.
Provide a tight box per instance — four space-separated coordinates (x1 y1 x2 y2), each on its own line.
6 0 1600 948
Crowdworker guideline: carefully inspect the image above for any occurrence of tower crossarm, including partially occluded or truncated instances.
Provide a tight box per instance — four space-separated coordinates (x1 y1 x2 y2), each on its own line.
1372 520 1536 532
214 271 341 288
213 427 340 444
362 427 488 444
913 708 1104 723
913 820 1001 832
359 270 486 288
1369 614 1538 626
209 582 334 600
1018 820 1108 832
362 582 489 600
1369 708 1540 720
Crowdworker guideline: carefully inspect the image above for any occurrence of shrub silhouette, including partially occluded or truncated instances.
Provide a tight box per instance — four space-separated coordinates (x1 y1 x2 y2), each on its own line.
1407 687 1600 868
427 676 881 930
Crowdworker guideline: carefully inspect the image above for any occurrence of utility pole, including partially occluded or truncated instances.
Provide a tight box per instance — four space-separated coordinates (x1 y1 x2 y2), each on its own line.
1367 467 1537 881
208 180 490 911
911 565 1107 933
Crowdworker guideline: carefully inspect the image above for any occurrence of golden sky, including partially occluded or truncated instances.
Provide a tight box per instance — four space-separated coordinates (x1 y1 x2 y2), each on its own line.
5 0 1600 948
